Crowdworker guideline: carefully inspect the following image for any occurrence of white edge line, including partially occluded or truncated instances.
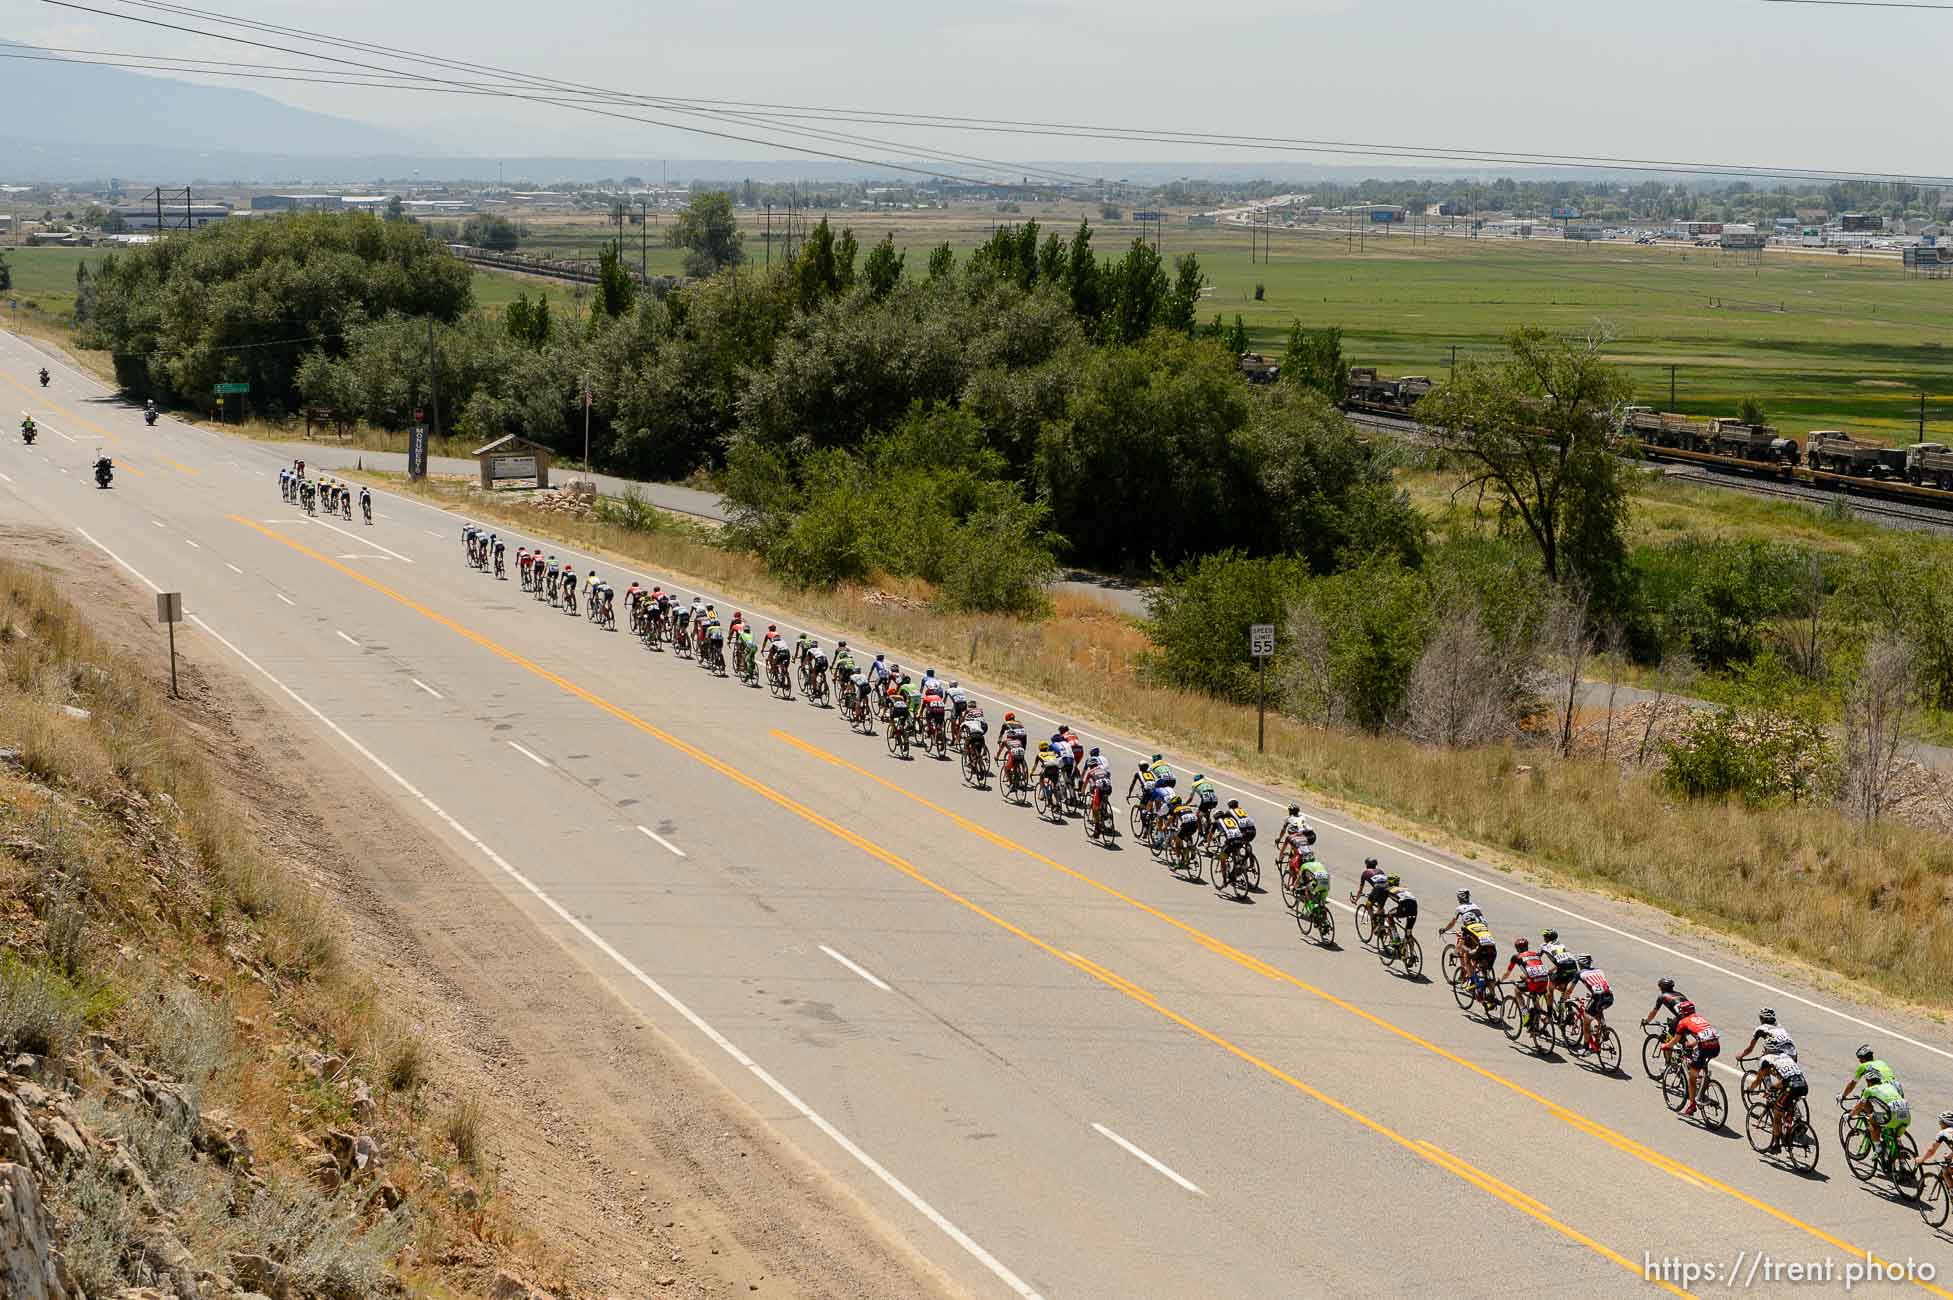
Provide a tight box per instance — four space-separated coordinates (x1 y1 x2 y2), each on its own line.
1090 1123 1205 1196
150 518 166 529
275 592 296 606
635 824 688 858
184 539 200 549
507 740 551 768
225 562 243 575
335 629 360 647
76 527 161 593
0 470 12 482
819 944 891 991
410 677 443 700
308 515 415 563
170 607 1040 1300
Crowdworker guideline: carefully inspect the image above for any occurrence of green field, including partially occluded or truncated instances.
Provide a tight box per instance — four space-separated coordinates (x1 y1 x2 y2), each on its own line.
1 246 95 321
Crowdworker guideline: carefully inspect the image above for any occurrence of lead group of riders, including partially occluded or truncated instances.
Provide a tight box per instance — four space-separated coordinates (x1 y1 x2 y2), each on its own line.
444 515 1953 1198
280 461 369 523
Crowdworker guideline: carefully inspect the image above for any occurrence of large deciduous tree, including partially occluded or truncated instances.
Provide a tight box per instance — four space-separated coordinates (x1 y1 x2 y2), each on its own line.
1418 327 1633 612
669 190 744 278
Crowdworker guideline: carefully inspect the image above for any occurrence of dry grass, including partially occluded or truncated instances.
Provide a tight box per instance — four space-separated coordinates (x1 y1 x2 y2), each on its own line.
371 475 1953 1011
444 1094 485 1171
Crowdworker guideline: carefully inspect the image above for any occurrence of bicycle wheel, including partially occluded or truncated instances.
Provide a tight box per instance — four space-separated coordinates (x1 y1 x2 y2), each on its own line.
1784 1112 1819 1174
1440 946 1462 987
1839 1114 1877 1182
1594 1027 1623 1074
1241 850 1260 894
1746 1105 1777 1155
1211 853 1236 899
1698 1078 1728 1130
1278 865 1300 913
1554 1004 1584 1054
1353 902 1374 946
1314 908 1335 946
1892 1133 1923 1201
1401 936 1423 979
1921 1168 1950 1229
1033 781 1053 821
1641 1031 1668 1081
1526 1003 1554 1054
1451 970 1478 1011
1500 994 1526 1043
1661 1063 1689 1113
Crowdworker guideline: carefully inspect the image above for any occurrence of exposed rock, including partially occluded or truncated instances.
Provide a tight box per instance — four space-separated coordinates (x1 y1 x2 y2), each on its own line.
38 1115 87 1170
0 1161 69 1300
137 1224 198 1300
452 1180 480 1212
346 1078 375 1123
60 706 91 721
0 1115 47 1177
487 1270 552 1300
229 1253 290 1300
351 1133 380 1174
305 1152 341 1192
108 1146 162 1216
196 1111 253 1171
138 1078 197 1132
366 1180 403 1212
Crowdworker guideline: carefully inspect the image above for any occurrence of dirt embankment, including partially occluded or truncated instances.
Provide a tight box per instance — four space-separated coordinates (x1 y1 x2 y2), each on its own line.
0 528 960 1300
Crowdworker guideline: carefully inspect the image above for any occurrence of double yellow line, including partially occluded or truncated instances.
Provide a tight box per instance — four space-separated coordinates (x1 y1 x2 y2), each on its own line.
228 512 1948 1297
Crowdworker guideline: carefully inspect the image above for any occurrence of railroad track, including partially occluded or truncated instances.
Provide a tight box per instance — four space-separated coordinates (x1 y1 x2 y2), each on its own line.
1342 409 1953 533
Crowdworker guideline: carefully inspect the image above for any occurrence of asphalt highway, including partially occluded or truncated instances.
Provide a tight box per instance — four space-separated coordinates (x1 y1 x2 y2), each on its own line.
6 330 1952 1299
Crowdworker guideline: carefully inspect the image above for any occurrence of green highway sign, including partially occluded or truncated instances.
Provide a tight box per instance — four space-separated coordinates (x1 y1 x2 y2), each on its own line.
213 382 249 395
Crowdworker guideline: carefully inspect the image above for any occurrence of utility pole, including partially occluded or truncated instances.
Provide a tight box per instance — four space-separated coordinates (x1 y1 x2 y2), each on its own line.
581 375 592 478
422 315 440 476
1449 344 1458 377
1920 391 1927 444
765 202 771 271
640 197 648 281
1668 365 1678 411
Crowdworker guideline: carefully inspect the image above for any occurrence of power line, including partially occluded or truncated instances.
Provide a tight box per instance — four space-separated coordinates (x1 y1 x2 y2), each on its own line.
1758 0 1953 9
38 0 1953 192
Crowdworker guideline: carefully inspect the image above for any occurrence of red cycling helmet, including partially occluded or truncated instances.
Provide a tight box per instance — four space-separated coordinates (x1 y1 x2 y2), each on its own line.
1513 938 1530 952
1674 1000 1697 1018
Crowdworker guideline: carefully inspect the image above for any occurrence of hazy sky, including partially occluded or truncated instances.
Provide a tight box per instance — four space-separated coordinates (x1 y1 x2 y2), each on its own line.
19 0 1953 179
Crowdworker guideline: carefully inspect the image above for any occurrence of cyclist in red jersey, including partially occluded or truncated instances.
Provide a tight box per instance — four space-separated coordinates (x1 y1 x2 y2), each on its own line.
1503 938 1553 1020
1664 1001 1719 1116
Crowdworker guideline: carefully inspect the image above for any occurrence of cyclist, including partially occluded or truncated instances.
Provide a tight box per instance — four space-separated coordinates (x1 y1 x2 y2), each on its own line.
866 652 890 692
1380 875 1416 959
947 680 970 729
1571 954 1613 1047
277 466 289 500
807 639 829 692
359 486 372 523
1081 747 1113 826
921 677 948 744
1919 1112 1953 1172
1275 804 1315 881
1033 740 1064 803
792 629 812 676
1665 1001 1720 1117
959 703 988 765
1131 755 1177 825
516 549 530 589
1439 889 1488 971
1641 978 1690 1038
561 565 579 614
1295 851 1330 921
1465 928 1498 1004
996 712 1028 785
1850 1075 1912 1159
493 536 506 579
1216 799 1256 888
832 640 856 689
1350 857 1385 915
1188 773 1220 837
1167 788 1202 857
1505 938 1553 1025
1539 929 1580 1014
1751 1049 1809 1154
735 623 757 675
919 667 942 701
1736 1009 1797 1066
1840 1045 1904 1102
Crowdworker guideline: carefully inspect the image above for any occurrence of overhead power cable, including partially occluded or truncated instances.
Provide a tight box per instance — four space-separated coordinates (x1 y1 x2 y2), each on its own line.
42 0 1953 191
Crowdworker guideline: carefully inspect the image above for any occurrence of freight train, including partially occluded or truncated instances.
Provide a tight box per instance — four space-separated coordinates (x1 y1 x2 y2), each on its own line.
1327 364 1953 509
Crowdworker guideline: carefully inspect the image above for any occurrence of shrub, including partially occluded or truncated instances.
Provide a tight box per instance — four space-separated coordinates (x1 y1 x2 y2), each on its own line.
55 1155 137 1297
0 951 113 1058
445 1095 486 1170
1143 550 1304 701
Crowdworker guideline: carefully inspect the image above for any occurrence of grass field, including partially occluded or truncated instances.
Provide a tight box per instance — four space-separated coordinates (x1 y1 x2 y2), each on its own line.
20 203 1953 444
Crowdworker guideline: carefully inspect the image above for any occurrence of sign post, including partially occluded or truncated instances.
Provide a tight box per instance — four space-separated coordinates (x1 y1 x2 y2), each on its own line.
156 592 183 698
1249 623 1275 753
408 406 428 480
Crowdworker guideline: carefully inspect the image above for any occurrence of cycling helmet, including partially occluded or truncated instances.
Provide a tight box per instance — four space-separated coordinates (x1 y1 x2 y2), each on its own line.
1364 857 1378 869
1089 747 1100 758
1038 741 1051 752
1151 754 1163 763
1857 1044 1875 1062
927 668 936 677
1386 874 1401 886
1225 799 1239 811
1673 1000 1696 1018
950 680 960 689
1541 929 1558 944
1300 847 1316 863
1940 1111 1953 1129
1456 890 1471 904
1758 1008 1777 1025
874 652 884 661
837 639 846 648
899 674 911 684
1576 954 1594 970
1657 977 1675 993
1288 803 1300 815
1513 938 1529 952
1004 711 1016 722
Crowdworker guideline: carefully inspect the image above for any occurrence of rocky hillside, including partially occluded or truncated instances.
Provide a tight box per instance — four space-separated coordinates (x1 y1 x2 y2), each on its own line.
0 556 557 1300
